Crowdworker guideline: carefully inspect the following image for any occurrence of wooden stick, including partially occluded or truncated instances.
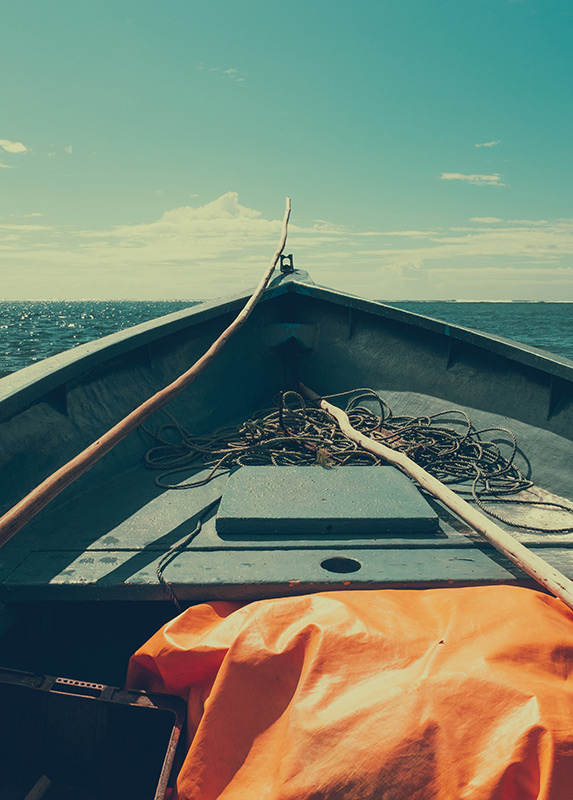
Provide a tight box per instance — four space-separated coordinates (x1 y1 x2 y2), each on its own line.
299 383 573 611
0 198 291 548
23 775 52 800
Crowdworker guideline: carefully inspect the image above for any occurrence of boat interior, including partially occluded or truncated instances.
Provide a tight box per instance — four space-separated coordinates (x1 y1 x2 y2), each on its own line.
1 269 572 685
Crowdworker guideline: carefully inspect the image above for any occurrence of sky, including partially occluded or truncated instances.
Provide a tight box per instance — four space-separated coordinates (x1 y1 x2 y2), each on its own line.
1 0 572 301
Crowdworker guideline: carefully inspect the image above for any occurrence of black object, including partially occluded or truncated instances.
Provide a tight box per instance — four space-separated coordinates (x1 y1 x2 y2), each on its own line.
0 667 186 800
279 253 294 273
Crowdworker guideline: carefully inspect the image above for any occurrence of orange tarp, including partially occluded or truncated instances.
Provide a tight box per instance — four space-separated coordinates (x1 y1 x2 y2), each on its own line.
127 587 573 799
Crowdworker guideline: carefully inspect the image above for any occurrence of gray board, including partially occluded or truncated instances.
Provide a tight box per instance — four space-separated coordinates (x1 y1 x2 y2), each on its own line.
216 466 439 535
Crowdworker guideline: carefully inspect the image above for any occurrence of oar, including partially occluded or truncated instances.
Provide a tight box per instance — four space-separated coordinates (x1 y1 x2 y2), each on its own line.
0 198 291 548
299 383 573 612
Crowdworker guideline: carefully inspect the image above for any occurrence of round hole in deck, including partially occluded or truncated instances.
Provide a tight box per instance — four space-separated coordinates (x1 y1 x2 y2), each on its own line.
320 556 362 574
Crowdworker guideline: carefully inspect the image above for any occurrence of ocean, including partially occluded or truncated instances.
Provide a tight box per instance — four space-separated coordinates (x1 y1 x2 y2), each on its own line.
1 299 572 376
0 300 195 376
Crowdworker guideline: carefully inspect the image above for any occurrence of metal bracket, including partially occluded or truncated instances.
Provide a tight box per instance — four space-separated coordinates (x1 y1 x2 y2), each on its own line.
279 254 294 274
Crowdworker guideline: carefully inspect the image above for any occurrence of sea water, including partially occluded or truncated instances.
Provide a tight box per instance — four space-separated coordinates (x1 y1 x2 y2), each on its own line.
0 300 195 376
0 299 572 376
390 301 573 361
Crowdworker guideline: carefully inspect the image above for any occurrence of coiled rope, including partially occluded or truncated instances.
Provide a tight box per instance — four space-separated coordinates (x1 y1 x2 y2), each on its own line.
144 388 573 533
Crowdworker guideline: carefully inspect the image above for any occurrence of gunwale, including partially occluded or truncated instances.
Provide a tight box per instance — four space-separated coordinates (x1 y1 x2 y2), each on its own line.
2 271 572 425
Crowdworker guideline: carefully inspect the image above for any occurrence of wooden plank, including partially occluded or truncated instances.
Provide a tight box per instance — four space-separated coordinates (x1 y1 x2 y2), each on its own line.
216 466 439 535
7 461 573 560
1 545 542 603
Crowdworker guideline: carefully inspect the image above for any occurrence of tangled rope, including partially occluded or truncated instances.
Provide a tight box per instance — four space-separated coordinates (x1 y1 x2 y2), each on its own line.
144 389 573 533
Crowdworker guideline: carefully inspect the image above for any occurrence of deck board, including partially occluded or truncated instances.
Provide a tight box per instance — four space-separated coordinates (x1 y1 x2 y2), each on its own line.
2 544 532 603
1 388 572 604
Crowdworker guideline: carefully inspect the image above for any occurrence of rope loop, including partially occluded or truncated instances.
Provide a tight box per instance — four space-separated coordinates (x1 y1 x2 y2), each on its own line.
144 389 573 533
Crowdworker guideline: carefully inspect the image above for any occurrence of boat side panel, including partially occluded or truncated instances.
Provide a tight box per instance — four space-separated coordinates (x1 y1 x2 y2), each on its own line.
0 302 284 516
291 293 573 441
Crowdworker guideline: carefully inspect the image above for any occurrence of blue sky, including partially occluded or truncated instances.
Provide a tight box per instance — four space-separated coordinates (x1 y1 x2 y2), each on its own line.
1 0 571 300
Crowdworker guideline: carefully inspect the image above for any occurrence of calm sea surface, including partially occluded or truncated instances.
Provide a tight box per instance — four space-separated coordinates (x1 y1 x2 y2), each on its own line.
0 299 572 376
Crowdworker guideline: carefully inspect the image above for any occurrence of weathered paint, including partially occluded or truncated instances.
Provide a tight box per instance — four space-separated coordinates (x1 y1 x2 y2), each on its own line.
216 466 439 535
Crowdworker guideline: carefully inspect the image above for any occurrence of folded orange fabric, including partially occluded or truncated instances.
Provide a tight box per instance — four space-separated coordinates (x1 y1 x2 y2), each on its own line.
127 587 573 799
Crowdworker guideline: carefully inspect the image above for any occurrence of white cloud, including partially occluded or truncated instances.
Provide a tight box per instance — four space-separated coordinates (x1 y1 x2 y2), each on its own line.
0 138 28 154
64 145 73 154
475 140 501 148
506 219 549 226
440 173 505 186
357 230 437 239
0 162 14 169
198 64 246 82
1 194 571 301
223 67 246 82
0 212 43 222
81 192 272 240
0 224 53 231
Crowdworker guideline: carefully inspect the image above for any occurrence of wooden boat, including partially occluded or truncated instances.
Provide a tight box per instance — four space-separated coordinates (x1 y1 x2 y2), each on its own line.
1 261 572 672
1 259 572 797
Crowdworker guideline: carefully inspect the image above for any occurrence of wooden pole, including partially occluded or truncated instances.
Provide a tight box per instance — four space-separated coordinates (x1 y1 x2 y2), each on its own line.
299 382 573 612
23 776 52 800
0 198 291 548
